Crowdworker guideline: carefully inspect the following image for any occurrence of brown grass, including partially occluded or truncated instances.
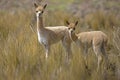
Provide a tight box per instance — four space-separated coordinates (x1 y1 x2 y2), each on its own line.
84 10 119 30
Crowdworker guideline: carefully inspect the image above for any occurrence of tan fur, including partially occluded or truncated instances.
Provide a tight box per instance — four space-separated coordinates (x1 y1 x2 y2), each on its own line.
76 31 108 48
67 21 108 71
34 3 72 60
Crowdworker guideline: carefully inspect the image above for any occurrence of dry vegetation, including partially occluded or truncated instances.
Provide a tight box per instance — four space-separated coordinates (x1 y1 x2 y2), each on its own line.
0 0 120 80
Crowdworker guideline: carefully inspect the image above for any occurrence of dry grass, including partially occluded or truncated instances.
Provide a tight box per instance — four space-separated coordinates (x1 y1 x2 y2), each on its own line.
84 10 119 30
0 10 119 80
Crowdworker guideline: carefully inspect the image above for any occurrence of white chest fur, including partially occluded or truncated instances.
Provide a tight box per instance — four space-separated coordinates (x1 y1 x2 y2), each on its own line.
37 31 47 45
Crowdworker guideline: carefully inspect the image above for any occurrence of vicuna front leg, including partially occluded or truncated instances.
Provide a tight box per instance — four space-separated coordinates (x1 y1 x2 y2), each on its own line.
44 44 50 59
82 45 89 69
80 45 88 69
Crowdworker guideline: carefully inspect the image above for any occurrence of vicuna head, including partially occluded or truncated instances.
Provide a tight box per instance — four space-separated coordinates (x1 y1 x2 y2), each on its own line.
34 3 47 17
66 21 78 35
66 21 78 41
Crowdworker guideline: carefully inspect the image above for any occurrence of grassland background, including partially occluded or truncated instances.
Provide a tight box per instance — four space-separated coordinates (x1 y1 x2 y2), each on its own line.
0 0 120 80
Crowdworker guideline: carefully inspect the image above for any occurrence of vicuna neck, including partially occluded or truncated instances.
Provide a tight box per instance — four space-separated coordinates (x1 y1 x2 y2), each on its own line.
37 16 44 31
70 32 78 42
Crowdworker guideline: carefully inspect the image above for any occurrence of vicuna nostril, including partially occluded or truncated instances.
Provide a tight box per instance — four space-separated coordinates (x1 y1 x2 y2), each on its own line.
73 28 75 30
71 30 73 33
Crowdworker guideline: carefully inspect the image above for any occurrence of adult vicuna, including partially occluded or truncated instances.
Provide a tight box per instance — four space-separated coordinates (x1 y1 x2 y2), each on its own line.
66 21 108 71
34 3 72 60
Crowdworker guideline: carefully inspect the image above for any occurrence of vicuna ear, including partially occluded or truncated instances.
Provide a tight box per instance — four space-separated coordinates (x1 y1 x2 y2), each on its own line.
43 4 47 9
34 3 38 8
75 21 78 26
66 21 70 25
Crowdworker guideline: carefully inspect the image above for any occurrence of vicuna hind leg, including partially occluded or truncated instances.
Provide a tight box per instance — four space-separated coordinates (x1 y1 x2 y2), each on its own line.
93 46 103 72
101 46 109 79
62 40 72 63
102 44 109 69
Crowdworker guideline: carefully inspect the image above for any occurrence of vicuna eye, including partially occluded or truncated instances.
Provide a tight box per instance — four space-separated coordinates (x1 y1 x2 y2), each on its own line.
36 11 38 12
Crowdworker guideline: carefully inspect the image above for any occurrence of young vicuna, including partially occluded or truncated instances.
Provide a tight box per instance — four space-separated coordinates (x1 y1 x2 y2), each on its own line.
66 21 108 71
34 3 72 60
